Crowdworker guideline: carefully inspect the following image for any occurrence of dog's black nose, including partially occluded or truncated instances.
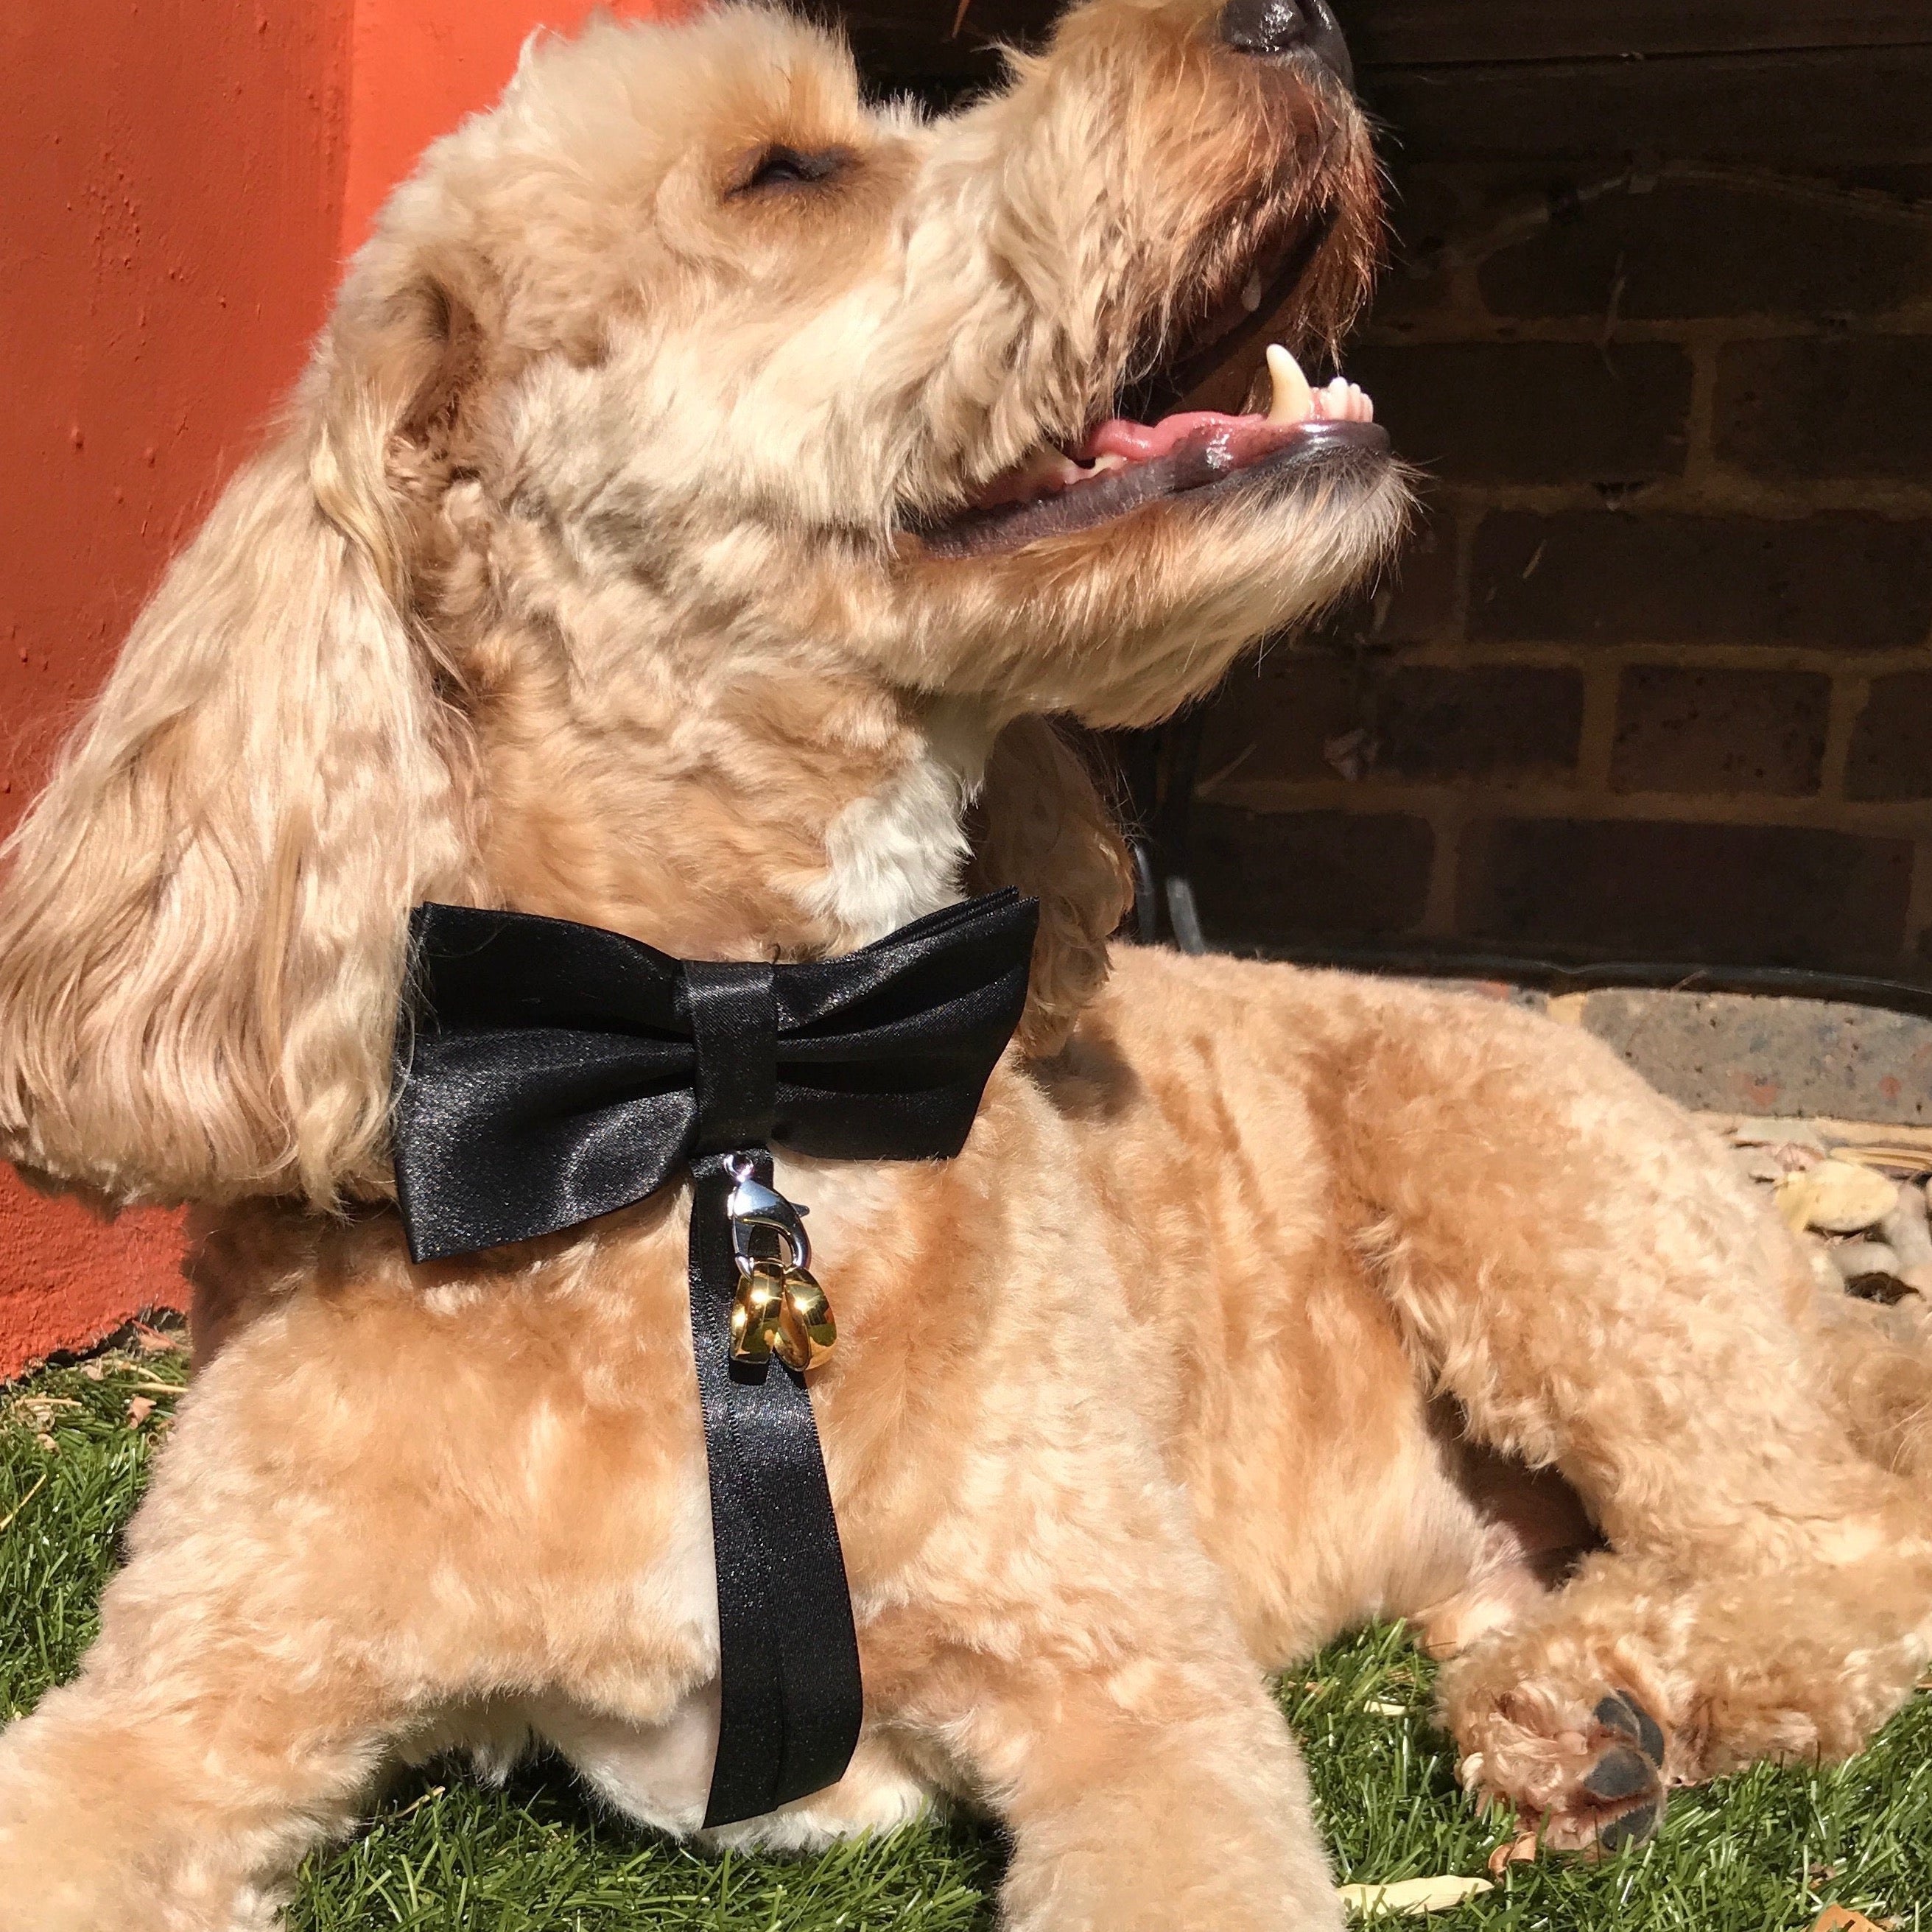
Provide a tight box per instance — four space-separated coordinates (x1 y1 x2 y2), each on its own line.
1218 0 1354 90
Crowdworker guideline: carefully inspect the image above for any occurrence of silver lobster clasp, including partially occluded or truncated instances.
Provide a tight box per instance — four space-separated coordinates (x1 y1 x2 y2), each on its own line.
725 1157 811 1274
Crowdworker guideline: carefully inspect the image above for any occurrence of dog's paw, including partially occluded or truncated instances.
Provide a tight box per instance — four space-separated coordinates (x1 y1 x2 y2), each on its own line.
1462 1688 1671 1858
1559 1693 1668 1853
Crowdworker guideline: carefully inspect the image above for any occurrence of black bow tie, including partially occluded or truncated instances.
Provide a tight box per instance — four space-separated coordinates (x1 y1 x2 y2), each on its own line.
390 890 1038 1827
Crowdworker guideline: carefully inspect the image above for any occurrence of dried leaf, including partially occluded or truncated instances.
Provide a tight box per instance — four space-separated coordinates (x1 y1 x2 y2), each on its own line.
1776 1161 1899 1236
1364 1699 1409 1717
1810 1908 1883 1932
8 1394 80 1445
1830 1145 1932 1180
133 1323 187 1355
1339 1875 1494 1917
1487 1832 1539 1876
80 1361 105 1383
125 1396 156 1430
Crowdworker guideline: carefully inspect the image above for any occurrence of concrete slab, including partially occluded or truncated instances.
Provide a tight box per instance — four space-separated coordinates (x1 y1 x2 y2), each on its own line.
1575 990 1932 1125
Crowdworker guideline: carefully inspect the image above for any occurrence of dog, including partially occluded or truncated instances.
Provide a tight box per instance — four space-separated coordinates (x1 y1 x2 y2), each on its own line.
4 3 1932 1927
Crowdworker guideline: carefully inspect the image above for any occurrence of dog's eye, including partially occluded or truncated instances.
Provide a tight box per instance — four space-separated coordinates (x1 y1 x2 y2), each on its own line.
733 144 851 196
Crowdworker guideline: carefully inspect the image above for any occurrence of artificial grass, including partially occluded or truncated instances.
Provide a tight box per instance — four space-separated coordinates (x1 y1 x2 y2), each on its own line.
4 1343 1930 1930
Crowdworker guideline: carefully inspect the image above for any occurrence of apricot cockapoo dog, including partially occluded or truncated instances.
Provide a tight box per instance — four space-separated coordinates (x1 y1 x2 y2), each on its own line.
3 4 1931 1927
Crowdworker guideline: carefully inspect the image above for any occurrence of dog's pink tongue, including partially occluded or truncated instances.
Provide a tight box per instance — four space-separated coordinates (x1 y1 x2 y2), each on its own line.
1080 412 1252 462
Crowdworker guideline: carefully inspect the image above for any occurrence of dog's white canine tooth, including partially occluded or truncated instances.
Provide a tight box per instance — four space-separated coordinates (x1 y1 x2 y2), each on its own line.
1240 268 1265 313
1265 343 1313 425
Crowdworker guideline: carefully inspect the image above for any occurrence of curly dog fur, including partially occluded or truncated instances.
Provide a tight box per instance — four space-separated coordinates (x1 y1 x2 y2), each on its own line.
3 4 1931 1927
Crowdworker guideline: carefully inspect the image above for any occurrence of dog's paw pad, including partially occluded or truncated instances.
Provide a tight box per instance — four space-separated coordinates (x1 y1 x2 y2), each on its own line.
1548 1692 1668 1856
1594 1691 1666 1767
1595 1797 1661 1854
1578 1743 1654 1803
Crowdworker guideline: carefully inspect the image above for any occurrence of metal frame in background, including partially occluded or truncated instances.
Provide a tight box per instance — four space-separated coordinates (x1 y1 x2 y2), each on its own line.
1114 709 1212 954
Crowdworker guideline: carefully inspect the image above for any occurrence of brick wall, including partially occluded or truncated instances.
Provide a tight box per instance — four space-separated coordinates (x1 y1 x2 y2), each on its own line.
1190 48 1932 982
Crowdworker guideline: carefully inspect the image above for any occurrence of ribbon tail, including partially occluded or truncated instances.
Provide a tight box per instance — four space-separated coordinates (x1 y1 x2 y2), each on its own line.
687 1151 864 1829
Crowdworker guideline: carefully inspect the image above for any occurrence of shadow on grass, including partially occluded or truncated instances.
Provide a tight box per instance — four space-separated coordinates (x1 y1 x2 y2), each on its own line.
299 1754 1006 1931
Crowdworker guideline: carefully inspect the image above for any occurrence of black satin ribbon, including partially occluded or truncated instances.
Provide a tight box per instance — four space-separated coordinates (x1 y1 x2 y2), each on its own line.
389 890 1038 1826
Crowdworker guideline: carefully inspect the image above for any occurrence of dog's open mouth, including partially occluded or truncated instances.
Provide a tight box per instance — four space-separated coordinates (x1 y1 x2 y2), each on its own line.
921 343 1388 560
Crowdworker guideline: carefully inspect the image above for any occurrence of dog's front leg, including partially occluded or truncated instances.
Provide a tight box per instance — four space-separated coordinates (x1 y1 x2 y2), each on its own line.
0 1652 385 1932
0 1256 712 1932
867 1460 1341 1930
0 1539 400 1932
0 1333 440 1932
987 1656 1337 1932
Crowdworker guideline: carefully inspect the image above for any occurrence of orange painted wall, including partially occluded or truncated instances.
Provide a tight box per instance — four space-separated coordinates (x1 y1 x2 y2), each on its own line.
0 0 688 1377
0 0 354 1376
340 0 695 256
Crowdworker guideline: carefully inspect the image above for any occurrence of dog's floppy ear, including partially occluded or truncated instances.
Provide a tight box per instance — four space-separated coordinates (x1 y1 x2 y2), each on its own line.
965 717 1134 1058
0 267 486 1210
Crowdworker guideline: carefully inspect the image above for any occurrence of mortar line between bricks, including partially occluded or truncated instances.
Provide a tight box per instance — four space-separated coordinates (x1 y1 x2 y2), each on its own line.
1380 643 1932 673
1383 161 1494 332
1440 478 1932 518
1908 842 1932 964
1574 660 1621 791
1819 673 1869 806
1680 329 1721 493
1365 315 1932 351
1420 796 1467 938
1445 493 1478 646
1215 779 1932 832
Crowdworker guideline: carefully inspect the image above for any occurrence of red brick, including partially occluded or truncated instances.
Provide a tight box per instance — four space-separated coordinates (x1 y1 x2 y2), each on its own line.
1610 667 1830 797
1472 512 1932 651
1716 337 1932 482
1366 167 1466 329
1477 179 1932 322
1350 6 1932 63
1364 46 1932 168
842 1 1044 91
849 2 1932 88
1347 343 1691 485
1457 818 1916 972
1379 667 1584 782
1191 807 1433 943
1198 651 1359 786
1846 672 1932 803
1846 165 1932 200
1385 167 1461 260
1201 657 1582 787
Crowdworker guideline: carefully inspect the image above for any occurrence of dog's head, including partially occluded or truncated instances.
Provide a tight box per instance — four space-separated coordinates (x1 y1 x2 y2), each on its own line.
0 0 1403 1209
